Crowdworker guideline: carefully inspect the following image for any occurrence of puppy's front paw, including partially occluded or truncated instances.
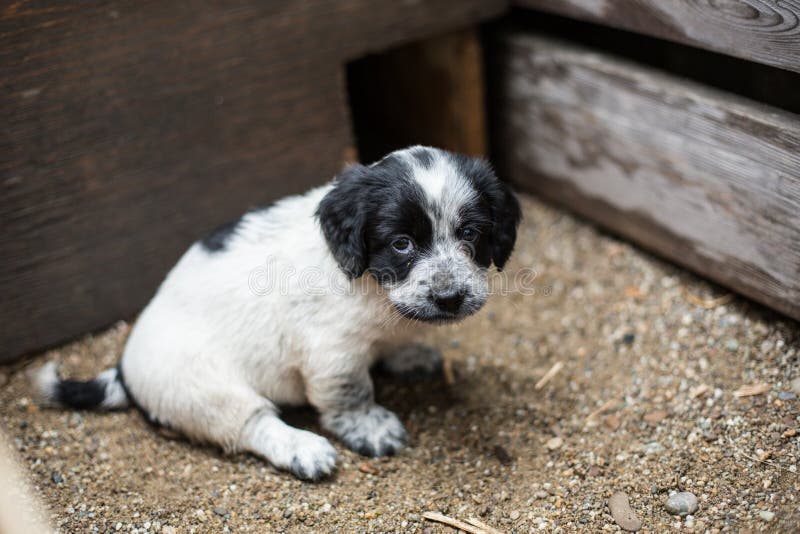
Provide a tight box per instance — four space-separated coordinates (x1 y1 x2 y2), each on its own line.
322 405 407 457
273 429 338 481
377 343 443 380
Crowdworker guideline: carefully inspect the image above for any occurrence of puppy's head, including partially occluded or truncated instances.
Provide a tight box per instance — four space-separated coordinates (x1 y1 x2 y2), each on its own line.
317 146 521 323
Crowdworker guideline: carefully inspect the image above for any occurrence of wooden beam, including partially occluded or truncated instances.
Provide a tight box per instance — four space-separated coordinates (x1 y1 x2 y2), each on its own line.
491 34 800 321
0 0 505 362
513 0 800 74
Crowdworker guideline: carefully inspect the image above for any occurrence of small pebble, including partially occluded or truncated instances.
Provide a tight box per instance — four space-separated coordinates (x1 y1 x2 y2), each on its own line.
545 437 563 450
283 509 293 519
759 510 775 522
162 527 176 534
791 377 800 394
213 507 229 518
358 462 378 474
725 340 739 352
664 492 698 516
621 333 635 345
510 510 520 520
51 472 64 484
493 445 514 465
644 410 668 424
644 441 664 455
0 372 7 387
777 391 796 401
608 492 642 532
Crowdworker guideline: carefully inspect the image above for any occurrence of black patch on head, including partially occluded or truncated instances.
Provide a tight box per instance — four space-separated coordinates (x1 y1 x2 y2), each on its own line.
456 200 495 268
317 156 434 282
449 153 521 270
55 379 107 410
366 176 433 285
410 146 435 169
316 164 373 277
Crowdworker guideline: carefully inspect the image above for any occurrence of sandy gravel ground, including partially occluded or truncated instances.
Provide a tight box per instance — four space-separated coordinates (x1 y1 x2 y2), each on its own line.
1 194 798 533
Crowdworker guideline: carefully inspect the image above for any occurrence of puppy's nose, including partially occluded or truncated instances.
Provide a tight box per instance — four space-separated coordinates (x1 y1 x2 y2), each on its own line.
432 288 464 313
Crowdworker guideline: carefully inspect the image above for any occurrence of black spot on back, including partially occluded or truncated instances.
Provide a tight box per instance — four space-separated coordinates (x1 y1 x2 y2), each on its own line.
410 146 435 169
200 203 274 253
200 217 242 252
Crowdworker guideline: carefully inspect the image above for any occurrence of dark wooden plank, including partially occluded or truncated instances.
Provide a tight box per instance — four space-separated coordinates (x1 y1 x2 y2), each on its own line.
349 28 488 161
491 34 800 321
0 0 505 362
513 0 800 74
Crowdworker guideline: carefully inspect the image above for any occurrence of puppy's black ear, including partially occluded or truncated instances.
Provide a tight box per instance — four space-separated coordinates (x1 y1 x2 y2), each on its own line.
487 179 521 270
458 156 522 270
316 164 371 278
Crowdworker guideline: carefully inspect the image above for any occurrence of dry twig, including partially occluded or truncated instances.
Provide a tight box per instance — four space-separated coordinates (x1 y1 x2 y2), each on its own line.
733 383 771 397
443 357 455 386
739 452 792 473
689 383 711 399
535 361 564 390
464 516 506 534
587 398 620 421
684 290 733 309
422 512 494 534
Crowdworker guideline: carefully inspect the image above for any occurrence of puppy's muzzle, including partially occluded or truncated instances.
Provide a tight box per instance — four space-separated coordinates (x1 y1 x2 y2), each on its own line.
430 287 466 313
428 270 468 315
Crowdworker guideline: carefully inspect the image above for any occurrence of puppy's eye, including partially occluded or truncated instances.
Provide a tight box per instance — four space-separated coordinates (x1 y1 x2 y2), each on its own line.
391 236 415 254
458 227 480 242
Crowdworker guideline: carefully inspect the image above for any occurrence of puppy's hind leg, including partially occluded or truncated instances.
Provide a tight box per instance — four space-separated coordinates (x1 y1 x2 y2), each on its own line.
125 369 337 481
238 407 338 481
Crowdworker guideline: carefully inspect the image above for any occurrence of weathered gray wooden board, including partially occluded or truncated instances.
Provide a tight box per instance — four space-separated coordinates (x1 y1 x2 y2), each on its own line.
514 0 800 74
492 34 800 320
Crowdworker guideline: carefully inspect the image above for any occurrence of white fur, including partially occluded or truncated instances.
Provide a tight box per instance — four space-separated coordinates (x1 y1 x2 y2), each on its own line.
40 146 505 480
119 184 397 452
30 361 59 404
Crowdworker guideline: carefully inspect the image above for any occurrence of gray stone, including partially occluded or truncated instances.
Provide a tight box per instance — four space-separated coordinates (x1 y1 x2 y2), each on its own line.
664 492 698 516
644 442 664 455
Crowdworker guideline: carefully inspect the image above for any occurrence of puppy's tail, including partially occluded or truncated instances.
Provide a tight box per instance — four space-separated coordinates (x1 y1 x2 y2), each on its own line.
30 361 130 410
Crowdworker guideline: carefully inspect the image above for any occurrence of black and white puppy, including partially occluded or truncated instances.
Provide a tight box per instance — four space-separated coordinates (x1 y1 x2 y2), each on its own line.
34 146 521 480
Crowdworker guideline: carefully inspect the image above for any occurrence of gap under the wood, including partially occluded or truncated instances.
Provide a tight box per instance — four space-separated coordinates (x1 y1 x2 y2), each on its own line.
346 28 489 163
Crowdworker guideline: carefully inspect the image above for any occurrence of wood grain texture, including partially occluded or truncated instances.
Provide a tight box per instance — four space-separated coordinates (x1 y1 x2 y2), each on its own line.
492 34 800 320
514 0 800 74
349 28 488 162
0 0 505 362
